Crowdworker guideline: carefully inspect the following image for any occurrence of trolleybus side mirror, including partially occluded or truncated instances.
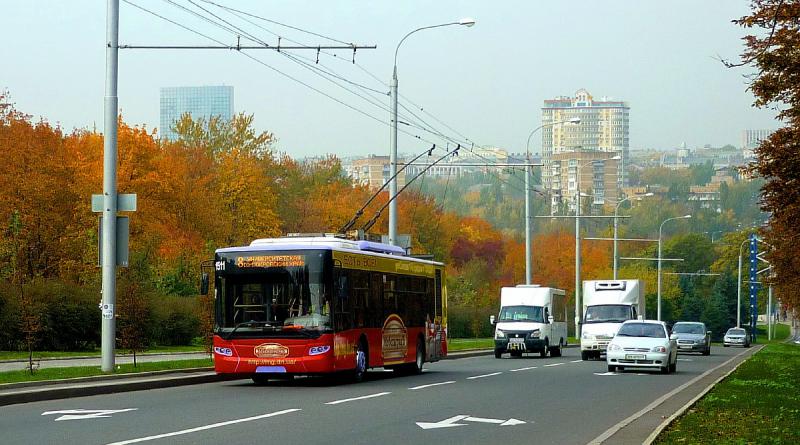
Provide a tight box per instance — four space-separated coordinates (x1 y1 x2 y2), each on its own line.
200 273 209 296
489 315 496 325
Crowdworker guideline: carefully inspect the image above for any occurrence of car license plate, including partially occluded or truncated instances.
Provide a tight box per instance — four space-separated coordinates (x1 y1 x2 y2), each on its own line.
625 354 645 360
509 338 524 344
679 345 692 349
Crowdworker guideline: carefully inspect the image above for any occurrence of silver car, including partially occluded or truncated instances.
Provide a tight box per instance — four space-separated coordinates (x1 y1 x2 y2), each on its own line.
723 327 751 347
671 321 711 355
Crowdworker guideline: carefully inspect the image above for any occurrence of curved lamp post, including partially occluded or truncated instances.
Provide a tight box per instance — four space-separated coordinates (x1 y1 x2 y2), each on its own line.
523 117 580 284
612 192 654 279
657 214 692 320
388 18 475 245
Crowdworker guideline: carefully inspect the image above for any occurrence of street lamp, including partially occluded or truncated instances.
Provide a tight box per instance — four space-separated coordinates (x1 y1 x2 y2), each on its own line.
736 238 749 328
575 155 620 336
613 192 654 279
523 117 581 284
657 214 692 321
388 18 475 246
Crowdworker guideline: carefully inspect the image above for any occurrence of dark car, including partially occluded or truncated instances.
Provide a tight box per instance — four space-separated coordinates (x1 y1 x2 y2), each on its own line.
670 321 711 355
723 327 751 347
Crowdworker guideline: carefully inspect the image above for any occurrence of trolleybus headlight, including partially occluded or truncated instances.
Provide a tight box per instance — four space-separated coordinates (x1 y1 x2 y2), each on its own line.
213 347 233 357
309 345 331 356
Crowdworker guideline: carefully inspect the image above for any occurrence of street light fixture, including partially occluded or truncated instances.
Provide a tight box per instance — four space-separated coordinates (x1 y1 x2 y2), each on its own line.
657 214 692 321
388 19 475 246
575 154 621 336
613 192 654 279
523 116 581 284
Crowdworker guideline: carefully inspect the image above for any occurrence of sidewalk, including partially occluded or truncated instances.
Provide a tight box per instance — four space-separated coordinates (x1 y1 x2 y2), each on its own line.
0 349 493 407
0 352 210 373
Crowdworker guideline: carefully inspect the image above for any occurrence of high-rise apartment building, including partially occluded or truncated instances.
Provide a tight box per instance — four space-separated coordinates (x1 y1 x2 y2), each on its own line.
159 86 234 141
541 89 629 213
550 150 620 214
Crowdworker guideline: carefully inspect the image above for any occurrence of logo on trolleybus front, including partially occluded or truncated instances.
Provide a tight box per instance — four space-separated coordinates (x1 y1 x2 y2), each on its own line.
254 343 290 358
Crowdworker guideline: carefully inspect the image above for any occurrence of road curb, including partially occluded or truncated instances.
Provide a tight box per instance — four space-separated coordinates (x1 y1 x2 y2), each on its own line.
0 351 206 364
0 348 495 407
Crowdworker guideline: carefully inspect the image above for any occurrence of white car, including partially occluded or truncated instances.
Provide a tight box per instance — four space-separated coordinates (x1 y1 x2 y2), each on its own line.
606 320 677 374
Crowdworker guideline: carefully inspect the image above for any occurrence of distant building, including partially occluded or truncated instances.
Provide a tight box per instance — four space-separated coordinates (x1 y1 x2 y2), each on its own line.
550 149 620 214
404 146 512 178
741 129 773 159
159 86 234 141
347 155 406 190
542 89 630 199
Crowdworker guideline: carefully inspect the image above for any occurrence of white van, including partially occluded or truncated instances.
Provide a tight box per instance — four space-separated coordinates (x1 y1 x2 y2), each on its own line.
490 285 567 358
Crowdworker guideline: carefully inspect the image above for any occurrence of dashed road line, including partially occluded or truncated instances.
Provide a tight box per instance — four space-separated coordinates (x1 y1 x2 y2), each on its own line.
105 409 301 445
571 359 583 363
544 362 565 367
409 381 456 390
325 392 391 405
466 372 502 380
509 366 538 372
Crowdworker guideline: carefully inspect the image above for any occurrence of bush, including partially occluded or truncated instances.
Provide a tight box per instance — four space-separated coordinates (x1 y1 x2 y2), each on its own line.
448 305 495 338
150 296 201 346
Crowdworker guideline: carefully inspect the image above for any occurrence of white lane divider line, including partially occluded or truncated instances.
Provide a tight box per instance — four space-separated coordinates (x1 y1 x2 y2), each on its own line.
325 392 392 405
409 381 456 390
466 372 502 380
544 363 565 367
571 359 584 363
105 408 301 445
509 366 538 372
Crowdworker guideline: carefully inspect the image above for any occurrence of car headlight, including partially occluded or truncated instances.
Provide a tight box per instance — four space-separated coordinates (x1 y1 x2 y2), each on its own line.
495 329 505 339
608 344 621 351
651 346 667 353
529 329 541 338
582 332 594 340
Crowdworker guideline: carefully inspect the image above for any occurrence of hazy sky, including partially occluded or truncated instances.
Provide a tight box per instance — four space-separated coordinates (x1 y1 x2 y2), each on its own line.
2 1 778 158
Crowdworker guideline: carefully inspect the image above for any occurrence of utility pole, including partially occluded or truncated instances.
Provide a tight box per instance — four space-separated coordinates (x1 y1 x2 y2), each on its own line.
101 0 120 373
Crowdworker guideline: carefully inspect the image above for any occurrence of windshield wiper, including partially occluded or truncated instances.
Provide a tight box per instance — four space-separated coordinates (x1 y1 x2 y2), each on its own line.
223 321 277 340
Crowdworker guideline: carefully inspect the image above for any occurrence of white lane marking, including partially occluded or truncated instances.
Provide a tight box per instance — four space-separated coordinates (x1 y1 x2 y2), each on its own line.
509 366 538 372
571 359 583 363
43 408 137 422
409 381 456 390
325 392 391 405
105 409 301 445
594 372 620 376
677 358 693 362
544 362 565 367
466 372 502 380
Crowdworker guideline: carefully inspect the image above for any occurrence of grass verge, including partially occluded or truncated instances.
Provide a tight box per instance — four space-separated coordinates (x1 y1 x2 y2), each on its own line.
448 338 493 351
0 358 213 385
655 343 800 444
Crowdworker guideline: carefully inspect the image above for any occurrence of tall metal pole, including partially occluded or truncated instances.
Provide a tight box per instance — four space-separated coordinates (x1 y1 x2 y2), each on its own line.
575 169 581 337
388 67 398 245
768 285 773 340
101 0 120 373
525 162 532 284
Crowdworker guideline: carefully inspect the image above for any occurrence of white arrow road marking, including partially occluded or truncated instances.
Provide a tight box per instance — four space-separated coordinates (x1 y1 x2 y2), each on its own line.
509 366 537 372
42 409 138 422
105 409 300 445
417 415 469 429
466 372 502 380
409 381 455 390
325 392 391 405
417 415 527 430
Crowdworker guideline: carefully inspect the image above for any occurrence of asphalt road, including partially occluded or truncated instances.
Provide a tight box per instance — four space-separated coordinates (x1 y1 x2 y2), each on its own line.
0 346 747 445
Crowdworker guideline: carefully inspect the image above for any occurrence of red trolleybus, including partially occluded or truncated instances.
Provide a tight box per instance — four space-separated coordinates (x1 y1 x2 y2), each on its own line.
208 236 447 384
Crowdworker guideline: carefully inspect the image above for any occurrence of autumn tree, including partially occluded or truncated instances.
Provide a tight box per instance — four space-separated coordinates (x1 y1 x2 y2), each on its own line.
731 0 800 310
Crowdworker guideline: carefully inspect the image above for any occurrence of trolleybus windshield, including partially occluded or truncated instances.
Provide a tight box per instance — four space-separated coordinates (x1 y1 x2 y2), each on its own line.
215 250 332 338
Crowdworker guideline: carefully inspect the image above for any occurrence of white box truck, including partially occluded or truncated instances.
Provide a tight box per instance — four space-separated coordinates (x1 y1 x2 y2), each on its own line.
580 280 644 360
490 285 567 358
